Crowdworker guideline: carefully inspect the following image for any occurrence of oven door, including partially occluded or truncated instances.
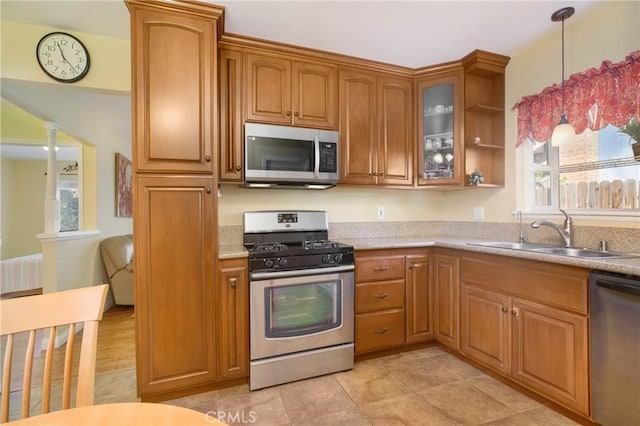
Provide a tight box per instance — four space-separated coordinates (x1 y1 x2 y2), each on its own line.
250 266 354 361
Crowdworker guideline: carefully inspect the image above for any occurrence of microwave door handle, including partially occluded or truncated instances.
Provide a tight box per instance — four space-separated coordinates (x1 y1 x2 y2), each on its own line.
314 134 320 177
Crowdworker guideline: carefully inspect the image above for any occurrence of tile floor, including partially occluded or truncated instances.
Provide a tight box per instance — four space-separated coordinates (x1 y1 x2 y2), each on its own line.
161 346 581 426
5 307 581 425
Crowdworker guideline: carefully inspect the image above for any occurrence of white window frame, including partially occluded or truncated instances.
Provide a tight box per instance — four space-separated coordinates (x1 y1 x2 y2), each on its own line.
520 136 640 222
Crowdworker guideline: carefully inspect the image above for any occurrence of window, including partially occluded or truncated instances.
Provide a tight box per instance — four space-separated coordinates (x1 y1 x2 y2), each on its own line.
526 125 640 213
58 173 79 232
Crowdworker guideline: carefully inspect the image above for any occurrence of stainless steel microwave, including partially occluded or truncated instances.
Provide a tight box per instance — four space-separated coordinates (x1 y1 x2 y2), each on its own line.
244 123 339 189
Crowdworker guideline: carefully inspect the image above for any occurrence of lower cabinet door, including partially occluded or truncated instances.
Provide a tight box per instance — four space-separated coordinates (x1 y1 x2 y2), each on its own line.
460 284 511 374
135 175 216 397
433 253 459 350
355 309 405 354
218 258 249 380
511 298 589 416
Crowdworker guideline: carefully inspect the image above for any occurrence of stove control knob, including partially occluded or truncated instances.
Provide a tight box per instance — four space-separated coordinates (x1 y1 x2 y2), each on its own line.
322 254 332 263
334 253 343 263
278 258 288 266
264 258 274 268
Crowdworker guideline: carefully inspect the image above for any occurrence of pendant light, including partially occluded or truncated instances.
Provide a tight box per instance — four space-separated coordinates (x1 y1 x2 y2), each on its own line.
550 6 575 147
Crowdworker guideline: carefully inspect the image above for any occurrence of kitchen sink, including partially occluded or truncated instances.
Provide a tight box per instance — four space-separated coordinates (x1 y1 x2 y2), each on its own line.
529 247 637 258
468 241 555 250
468 241 638 259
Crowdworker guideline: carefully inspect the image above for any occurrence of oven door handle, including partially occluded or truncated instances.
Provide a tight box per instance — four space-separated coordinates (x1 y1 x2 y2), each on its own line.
250 264 354 280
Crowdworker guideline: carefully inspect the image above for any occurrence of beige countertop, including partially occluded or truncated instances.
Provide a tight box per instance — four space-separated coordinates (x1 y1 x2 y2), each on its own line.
219 236 640 276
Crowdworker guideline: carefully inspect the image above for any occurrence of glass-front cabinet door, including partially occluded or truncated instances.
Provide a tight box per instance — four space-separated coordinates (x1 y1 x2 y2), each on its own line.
417 72 463 186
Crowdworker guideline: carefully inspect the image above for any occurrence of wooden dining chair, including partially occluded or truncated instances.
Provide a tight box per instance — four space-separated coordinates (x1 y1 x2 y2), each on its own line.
1 284 108 422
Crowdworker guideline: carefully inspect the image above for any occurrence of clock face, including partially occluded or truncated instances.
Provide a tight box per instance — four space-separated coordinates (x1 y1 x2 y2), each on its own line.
36 32 90 83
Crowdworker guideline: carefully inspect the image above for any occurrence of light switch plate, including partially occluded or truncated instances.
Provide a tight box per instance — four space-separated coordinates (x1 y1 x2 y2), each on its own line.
377 206 385 220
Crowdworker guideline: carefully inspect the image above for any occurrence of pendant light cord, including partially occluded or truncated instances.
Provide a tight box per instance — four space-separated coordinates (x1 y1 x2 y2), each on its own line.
561 16 566 117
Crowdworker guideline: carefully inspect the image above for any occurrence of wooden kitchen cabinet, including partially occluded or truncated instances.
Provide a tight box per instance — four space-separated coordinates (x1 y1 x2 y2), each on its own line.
219 48 244 182
460 284 511 374
433 251 459 350
354 250 406 354
127 0 223 400
340 70 413 186
416 69 464 186
405 251 433 344
128 1 220 173
134 175 217 397
459 253 590 416
217 258 249 380
244 52 337 129
461 50 510 187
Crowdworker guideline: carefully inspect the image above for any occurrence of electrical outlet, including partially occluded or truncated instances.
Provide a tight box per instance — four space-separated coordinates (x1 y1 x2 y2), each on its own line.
377 206 385 220
473 206 485 220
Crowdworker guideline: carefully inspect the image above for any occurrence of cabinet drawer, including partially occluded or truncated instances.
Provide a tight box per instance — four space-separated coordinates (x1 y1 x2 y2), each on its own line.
355 256 405 282
355 310 405 353
356 280 405 313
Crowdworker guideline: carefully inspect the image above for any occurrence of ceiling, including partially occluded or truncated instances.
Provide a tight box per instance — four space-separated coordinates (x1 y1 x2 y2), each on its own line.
1 0 602 68
1 0 603 159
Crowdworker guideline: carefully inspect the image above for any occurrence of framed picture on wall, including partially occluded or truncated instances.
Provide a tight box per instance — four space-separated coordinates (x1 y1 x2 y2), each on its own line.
115 153 133 218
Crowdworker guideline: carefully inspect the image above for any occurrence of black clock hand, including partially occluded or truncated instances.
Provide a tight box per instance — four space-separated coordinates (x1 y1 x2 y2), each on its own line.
56 41 78 74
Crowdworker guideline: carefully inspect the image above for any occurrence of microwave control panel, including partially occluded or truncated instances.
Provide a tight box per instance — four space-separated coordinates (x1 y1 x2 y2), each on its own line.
318 143 337 173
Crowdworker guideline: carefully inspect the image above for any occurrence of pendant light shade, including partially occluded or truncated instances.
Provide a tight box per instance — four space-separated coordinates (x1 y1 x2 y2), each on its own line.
551 115 576 146
550 6 575 147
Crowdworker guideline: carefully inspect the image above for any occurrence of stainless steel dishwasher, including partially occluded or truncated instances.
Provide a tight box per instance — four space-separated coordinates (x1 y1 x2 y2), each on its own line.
589 271 640 426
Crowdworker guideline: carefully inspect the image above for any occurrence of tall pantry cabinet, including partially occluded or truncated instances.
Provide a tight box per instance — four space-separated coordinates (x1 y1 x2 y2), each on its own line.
126 0 223 400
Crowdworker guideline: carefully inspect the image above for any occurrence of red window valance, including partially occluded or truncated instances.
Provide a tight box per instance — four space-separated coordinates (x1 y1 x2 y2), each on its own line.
512 50 640 147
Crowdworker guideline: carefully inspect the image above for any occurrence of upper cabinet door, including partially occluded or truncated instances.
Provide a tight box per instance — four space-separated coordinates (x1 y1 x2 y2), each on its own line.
219 48 244 182
292 62 338 129
378 76 413 186
416 71 463 186
339 69 378 185
130 7 216 173
244 52 338 129
244 53 292 125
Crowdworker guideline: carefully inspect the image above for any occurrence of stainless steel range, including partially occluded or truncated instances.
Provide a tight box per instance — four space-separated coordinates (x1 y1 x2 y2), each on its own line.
244 210 354 390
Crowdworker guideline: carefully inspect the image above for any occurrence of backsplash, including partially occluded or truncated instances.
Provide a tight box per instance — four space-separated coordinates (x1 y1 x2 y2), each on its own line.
219 221 640 254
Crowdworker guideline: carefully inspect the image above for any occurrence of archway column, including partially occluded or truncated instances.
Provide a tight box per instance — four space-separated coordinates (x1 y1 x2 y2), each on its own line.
44 121 59 233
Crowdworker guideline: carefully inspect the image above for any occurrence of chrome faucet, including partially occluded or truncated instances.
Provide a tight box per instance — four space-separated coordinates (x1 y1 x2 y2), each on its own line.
517 211 527 243
530 209 574 247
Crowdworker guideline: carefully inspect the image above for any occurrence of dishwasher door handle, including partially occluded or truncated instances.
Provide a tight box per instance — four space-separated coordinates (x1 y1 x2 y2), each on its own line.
595 278 640 297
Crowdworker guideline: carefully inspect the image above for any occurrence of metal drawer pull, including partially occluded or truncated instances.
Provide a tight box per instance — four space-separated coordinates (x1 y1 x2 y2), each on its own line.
373 266 389 272
373 293 388 299
501 306 508 313
374 328 389 334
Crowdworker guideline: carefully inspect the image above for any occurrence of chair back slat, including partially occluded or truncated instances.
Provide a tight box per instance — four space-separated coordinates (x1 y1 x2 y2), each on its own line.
1 334 14 422
41 327 56 414
0 284 108 422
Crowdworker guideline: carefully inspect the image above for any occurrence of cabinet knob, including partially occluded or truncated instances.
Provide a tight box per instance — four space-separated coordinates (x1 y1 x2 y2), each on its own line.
228 277 237 288
501 306 508 313
286 111 291 116
206 187 212 193
373 293 388 299
294 111 299 117
205 155 211 162
235 165 241 171
374 328 389 335
418 173 423 178
379 172 385 177
511 308 518 316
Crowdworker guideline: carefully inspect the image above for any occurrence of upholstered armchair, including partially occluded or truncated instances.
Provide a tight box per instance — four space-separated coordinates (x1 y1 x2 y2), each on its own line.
99 234 134 305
